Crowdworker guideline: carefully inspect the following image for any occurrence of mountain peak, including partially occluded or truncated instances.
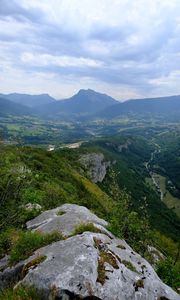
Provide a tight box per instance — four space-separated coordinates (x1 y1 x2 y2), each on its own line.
77 88 96 95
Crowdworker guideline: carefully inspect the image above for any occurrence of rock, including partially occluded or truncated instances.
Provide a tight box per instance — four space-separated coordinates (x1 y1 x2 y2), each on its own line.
105 140 131 153
0 255 9 272
147 245 165 266
0 261 24 290
1 204 179 299
117 140 131 152
79 153 111 183
23 203 42 211
18 232 179 300
26 204 108 236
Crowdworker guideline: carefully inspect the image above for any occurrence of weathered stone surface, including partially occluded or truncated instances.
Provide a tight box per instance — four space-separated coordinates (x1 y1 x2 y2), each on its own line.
1 204 179 299
79 153 111 183
18 232 179 300
0 261 24 290
26 203 108 236
0 255 9 272
147 245 165 267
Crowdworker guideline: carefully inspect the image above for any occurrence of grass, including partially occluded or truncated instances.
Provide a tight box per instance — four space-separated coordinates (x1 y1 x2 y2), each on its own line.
117 244 126 250
0 228 21 259
94 238 119 285
97 250 119 285
10 231 64 264
72 222 103 235
121 260 137 273
22 255 47 277
56 210 66 216
0 287 42 300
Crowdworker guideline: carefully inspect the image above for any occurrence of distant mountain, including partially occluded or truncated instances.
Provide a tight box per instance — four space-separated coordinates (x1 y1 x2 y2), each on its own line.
97 95 180 120
0 97 32 116
37 89 118 118
1 90 180 121
0 93 56 108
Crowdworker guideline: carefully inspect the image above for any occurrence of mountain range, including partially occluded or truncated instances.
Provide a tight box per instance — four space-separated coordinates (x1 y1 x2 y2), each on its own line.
0 93 55 108
0 89 180 120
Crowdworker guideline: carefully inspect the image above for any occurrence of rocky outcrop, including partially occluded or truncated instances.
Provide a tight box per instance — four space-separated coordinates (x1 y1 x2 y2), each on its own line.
23 203 42 211
79 153 111 183
147 245 165 267
0 204 179 299
26 204 108 236
105 140 131 153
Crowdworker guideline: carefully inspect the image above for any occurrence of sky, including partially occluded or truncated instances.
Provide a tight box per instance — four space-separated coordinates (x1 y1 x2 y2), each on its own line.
0 0 180 100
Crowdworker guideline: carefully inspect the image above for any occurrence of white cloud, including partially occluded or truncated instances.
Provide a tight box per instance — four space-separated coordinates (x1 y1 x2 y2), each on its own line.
21 52 103 68
0 0 180 99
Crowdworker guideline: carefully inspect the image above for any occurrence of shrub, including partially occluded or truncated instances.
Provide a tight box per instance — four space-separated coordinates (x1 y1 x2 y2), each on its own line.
156 257 180 292
0 228 21 259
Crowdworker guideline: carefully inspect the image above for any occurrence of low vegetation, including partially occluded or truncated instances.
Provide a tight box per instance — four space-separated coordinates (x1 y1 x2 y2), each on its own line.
0 286 42 300
156 257 180 292
72 222 103 236
9 230 64 264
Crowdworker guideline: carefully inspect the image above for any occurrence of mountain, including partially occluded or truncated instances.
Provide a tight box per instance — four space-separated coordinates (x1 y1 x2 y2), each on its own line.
98 95 180 120
37 89 118 118
1 90 180 121
0 97 32 116
0 93 56 108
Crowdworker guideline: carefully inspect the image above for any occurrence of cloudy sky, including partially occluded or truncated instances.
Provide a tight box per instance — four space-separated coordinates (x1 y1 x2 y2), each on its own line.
0 0 180 100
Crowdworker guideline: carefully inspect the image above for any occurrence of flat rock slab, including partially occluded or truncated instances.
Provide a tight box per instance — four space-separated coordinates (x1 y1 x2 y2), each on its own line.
19 232 179 300
26 204 108 236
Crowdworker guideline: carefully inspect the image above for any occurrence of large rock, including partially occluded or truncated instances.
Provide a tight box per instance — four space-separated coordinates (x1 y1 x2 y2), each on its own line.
1 204 179 299
79 153 111 183
26 204 108 236
18 233 179 300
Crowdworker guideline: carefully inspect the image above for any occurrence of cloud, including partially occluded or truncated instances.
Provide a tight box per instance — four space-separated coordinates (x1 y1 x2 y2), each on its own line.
0 0 42 22
21 52 103 68
0 0 180 99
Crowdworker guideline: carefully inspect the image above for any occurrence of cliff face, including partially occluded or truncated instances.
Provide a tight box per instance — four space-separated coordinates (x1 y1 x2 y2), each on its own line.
0 204 179 300
79 153 111 183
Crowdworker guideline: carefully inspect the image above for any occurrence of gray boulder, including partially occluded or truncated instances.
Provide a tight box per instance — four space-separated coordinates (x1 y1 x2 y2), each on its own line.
1 204 179 299
26 203 108 236
18 232 179 300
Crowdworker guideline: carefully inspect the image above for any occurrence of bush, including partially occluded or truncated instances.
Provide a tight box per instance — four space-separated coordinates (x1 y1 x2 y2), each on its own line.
0 229 20 259
10 231 64 264
156 257 180 293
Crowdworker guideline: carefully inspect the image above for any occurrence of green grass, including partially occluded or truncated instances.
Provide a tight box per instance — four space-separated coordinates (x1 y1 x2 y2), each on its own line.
121 260 137 273
0 286 42 300
72 222 103 235
10 231 64 264
22 255 47 277
156 257 180 293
